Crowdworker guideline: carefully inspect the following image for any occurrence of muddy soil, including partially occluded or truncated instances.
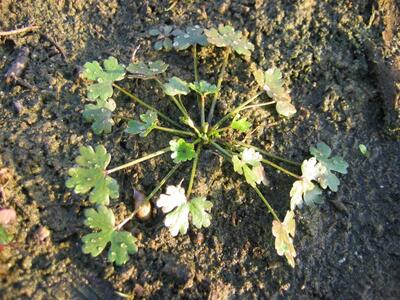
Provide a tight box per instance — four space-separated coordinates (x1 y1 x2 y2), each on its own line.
0 0 399 299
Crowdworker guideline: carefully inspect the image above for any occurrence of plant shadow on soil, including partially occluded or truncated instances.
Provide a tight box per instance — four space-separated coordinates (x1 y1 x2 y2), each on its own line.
0 0 399 299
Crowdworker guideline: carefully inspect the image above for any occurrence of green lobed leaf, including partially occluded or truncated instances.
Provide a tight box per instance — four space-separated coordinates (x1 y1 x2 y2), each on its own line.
125 110 158 137
303 185 323 206
82 206 137 265
204 25 254 56
66 145 119 205
173 25 208 50
83 57 125 102
169 139 196 163
188 197 213 229
83 99 116 135
189 80 218 96
231 115 252 133
126 60 168 79
163 77 190 96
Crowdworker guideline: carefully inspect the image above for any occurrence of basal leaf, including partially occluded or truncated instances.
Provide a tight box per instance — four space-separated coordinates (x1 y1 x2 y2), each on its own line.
188 197 213 229
109 231 137 265
163 77 190 96
169 139 196 163
204 25 254 56
83 57 125 101
83 99 116 135
232 149 266 187
66 145 119 205
125 110 158 137
173 25 208 50
164 203 190 236
272 211 296 268
126 60 168 79
84 205 115 230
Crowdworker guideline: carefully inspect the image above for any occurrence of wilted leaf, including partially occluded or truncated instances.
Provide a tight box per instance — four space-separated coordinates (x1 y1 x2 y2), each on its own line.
173 25 208 50
66 145 119 205
82 205 137 265
83 57 125 101
126 110 158 137
232 148 267 187
272 210 297 268
169 139 196 163
205 25 254 56
163 77 190 96
126 60 168 79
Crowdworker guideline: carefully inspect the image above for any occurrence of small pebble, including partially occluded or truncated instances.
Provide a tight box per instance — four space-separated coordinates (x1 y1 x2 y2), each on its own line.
35 226 51 242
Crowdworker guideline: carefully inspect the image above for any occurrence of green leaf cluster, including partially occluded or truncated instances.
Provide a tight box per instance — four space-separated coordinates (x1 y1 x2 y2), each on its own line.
126 60 168 79
310 142 348 192
163 77 190 96
149 25 182 51
189 80 218 96
252 67 296 117
205 25 254 56
66 145 119 205
169 139 196 163
173 25 208 50
82 206 137 265
126 110 158 137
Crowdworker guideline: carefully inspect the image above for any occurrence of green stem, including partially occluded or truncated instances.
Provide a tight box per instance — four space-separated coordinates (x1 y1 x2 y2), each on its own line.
233 141 301 167
186 144 202 198
193 44 199 82
113 83 183 129
200 94 205 129
252 185 280 221
261 159 301 179
107 147 170 174
213 91 263 130
116 163 181 230
242 101 276 110
210 141 232 159
216 126 230 133
154 126 196 137
207 48 230 124
154 79 190 118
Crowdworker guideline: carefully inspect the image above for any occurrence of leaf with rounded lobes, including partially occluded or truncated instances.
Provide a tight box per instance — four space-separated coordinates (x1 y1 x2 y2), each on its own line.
163 77 190 96
82 205 137 265
204 25 254 56
173 25 208 50
231 115 252 133
83 57 125 101
189 80 218 96
83 98 116 135
66 145 119 205
272 210 296 268
232 149 266 187
188 197 213 229
164 203 189 236
169 139 196 163
126 60 168 79
126 110 158 137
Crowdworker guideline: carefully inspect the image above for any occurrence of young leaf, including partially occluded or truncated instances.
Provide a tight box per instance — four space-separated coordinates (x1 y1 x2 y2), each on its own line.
83 98 116 135
83 57 125 101
272 210 296 268
163 77 190 96
188 197 213 229
252 67 296 117
189 80 218 96
204 25 254 56
169 139 196 163
173 25 208 50
232 148 267 187
231 115 252 133
126 60 168 79
149 25 182 51
359 144 370 157
82 206 137 265
0 225 12 244
125 110 158 137
310 142 348 192
66 145 119 205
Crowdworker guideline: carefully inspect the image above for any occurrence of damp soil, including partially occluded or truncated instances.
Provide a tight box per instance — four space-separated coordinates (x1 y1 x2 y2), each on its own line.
0 0 399 299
